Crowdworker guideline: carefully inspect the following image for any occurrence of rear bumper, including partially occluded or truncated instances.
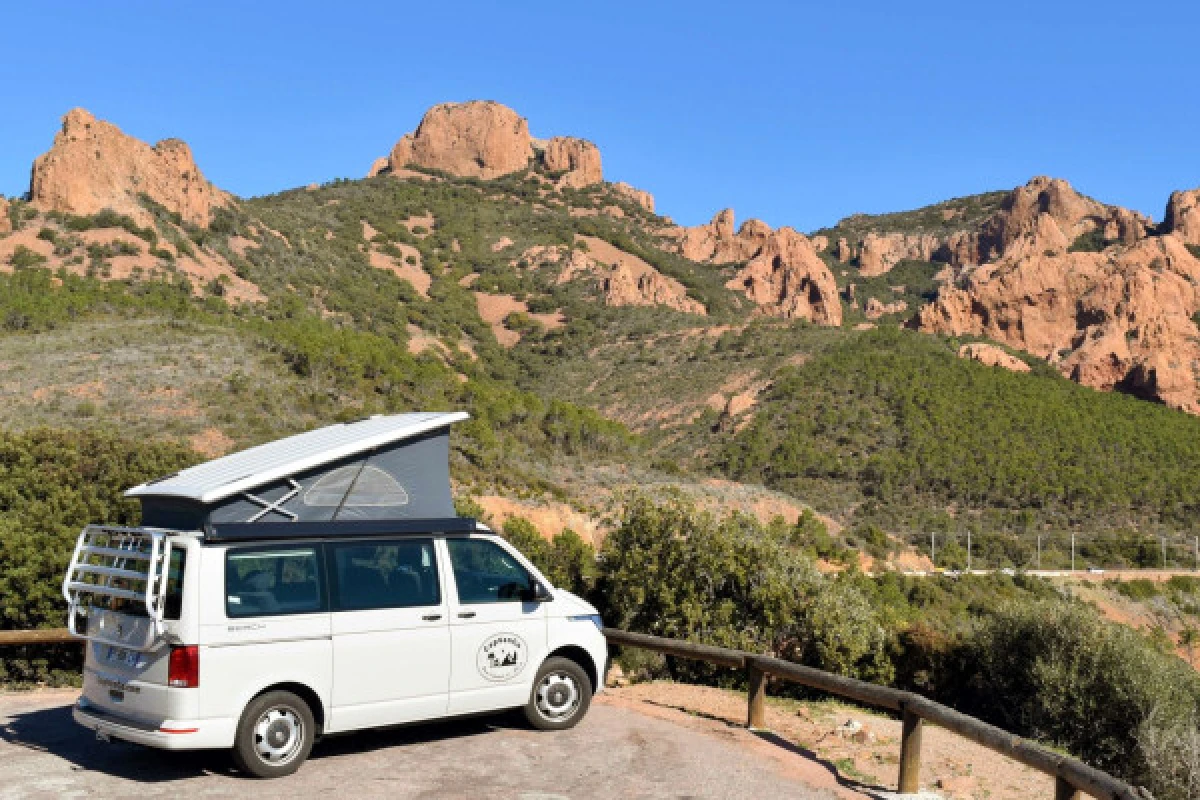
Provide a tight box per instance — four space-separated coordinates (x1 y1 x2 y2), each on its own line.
74 704 235 750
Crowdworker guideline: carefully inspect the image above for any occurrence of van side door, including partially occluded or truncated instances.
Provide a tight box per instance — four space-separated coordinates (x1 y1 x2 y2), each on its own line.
326 537 450 732
202 543 332 733
441 536 548 715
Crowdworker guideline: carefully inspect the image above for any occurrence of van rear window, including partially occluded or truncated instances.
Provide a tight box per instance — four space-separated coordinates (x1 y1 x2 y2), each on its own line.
164 549 186 620
226 546 323 618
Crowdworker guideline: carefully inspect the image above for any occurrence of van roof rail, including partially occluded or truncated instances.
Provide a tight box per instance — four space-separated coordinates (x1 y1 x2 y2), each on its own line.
203 516 484 543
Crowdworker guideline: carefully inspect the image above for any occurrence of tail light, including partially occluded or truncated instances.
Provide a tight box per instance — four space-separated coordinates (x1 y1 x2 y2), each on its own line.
167 645 199 688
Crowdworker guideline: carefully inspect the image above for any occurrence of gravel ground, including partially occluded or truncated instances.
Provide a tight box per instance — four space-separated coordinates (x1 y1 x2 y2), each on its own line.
0 688 843 799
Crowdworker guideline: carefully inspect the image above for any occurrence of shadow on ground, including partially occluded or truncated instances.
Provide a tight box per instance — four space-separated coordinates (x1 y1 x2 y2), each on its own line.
0 699 523 783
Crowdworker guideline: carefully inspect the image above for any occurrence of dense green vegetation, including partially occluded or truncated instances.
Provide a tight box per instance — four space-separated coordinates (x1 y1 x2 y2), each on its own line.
0 429 196 683
590 498 1197 799
720 327 1200 546
814 190 1009 241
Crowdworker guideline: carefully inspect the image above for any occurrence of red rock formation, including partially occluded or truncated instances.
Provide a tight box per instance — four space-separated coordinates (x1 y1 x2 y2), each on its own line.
1165 189 1200 245
864 296 908 319
680 209 771 263
386 101 533 180
0 198 10 235
726 228 843 325
920 232 1200 412
957 343 1031 373
367 157 389 178
858 232 941 276
603 263 705 315
542 136 602 188
611 182 655 213
29 108 230 227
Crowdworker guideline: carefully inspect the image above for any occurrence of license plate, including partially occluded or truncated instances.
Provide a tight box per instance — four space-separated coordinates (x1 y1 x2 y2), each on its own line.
106 646 140 668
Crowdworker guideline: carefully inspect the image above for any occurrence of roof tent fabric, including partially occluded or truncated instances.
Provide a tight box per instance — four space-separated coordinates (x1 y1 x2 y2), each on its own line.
130 413 466 531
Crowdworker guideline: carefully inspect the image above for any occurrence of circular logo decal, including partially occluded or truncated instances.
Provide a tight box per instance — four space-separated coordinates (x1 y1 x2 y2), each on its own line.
477 633 528 682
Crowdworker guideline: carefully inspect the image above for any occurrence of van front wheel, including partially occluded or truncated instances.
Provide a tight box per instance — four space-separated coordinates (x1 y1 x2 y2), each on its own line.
523 656 592 731
232 690 315 778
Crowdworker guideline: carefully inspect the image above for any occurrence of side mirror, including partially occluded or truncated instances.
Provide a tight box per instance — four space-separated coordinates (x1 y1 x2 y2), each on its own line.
523 579 554 603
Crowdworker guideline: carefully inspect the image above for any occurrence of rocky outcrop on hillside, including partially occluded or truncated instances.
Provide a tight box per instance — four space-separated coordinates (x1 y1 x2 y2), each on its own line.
727 228 842 325
834 177 1153 276
542 136 602 188
920 231 1200 412
29 108 230 227
674 209 841 324
858 232 940 276
864 297 908 319
679 209 772 263
957 343 1031 373
604 262 705 314
612 181 655 213
1164 189 1200 245
383 101 534 180
0 198 10 235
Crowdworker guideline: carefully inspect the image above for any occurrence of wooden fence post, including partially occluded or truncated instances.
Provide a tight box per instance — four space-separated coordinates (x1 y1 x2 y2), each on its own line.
898 707 923 794
746 658 766 729
1055 776 1080 800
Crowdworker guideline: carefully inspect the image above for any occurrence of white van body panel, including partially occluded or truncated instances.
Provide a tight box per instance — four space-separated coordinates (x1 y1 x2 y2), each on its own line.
70 530 605 753
440 536 549 716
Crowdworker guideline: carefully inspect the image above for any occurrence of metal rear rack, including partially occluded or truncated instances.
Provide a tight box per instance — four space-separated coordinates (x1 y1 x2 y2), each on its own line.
62 525 175 650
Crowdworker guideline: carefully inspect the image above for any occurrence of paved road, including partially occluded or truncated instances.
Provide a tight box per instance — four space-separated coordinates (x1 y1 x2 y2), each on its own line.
0 689 842 799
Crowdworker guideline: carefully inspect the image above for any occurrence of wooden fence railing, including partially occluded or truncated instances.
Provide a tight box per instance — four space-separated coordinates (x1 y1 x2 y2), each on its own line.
602 629 1152 800
2 627 1152 799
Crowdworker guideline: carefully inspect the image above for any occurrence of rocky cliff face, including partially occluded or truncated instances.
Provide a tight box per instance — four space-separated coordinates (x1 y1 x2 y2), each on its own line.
679 208 771 263
834 177 1153 276
384 101 534 180
612 182 655 213
0 198 10 235
727 227 842 325
29 108 230 227
541 136 602 188
920 230 1200 412
858 232 941 276
1164 189 1200 245
675 209 841 324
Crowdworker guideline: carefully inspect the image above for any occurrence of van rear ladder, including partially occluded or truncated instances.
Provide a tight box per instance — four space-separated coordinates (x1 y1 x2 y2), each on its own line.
62 525 174 650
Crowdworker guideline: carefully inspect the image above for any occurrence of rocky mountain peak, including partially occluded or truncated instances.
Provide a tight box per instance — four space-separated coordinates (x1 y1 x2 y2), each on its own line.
28 108 230 227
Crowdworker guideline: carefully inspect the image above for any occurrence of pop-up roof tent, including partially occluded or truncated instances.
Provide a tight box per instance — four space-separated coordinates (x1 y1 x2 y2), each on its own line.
126 412 470 539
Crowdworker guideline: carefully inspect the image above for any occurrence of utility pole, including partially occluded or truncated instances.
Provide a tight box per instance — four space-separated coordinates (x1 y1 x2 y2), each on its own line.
967 530 972 572
1037 534 1042 571
1194 536 1198 572
930 532 936 569
1071 532 1076 573
1162 536 1168 570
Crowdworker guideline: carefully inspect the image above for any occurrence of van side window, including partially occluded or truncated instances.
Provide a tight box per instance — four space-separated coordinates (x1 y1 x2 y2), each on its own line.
330 539 440 611
163 549 186 620
446 538 533 604
226 546 323 618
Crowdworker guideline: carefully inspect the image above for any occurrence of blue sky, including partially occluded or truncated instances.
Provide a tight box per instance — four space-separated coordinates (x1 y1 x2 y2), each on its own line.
1 1 1196 230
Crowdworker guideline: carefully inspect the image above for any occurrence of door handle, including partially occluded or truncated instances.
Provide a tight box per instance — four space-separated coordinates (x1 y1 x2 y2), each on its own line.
457 611 476 619
421 614 442 621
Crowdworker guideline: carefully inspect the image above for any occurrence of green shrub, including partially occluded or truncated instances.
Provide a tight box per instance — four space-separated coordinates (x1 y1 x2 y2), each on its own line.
0 429 197 683
958 601 1200 795
1068 228 1109 253
8 246 48 270
596 496 892 683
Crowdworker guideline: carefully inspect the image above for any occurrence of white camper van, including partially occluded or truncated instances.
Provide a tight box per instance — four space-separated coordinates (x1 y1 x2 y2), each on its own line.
62 413 607 778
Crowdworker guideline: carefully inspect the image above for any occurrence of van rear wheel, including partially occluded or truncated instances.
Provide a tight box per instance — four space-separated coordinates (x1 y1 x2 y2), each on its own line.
523 656 592 731
232 690 315 778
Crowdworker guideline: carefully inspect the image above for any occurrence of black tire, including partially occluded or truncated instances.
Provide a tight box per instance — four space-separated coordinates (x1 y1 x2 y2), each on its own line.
523 656 593 731
231 690 315 779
